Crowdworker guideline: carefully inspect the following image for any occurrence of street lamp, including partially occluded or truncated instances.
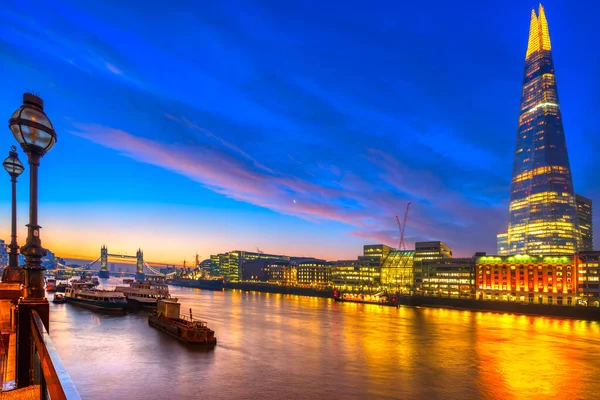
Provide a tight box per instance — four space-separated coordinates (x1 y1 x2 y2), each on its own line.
9 93 56 299
9 93 56 388
2 146 24 283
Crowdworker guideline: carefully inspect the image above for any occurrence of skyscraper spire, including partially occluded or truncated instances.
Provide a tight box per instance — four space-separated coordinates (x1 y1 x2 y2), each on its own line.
526 9 539 59
526 4 552 59
537 4 552 52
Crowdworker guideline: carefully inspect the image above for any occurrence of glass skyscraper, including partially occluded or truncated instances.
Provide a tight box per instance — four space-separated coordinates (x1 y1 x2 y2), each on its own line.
502 5 580 255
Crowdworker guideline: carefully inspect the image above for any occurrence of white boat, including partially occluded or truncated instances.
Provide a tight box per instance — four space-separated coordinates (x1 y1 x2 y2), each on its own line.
65 282 128 311
114 281 174 308
46 278 57 292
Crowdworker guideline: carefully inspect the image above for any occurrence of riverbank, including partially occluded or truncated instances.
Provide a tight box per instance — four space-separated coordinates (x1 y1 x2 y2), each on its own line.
222 282 600 321
352 295 600 321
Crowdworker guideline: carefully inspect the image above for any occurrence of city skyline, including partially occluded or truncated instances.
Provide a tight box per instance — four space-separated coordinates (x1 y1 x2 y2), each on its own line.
1 1 600 264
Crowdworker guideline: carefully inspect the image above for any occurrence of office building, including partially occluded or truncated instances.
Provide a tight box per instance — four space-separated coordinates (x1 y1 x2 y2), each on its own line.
380 250 414 294
420 258 475 298
414 241 452 289
576 195 593 251
501 5 580 255
576 251 600 305
297 261 331 287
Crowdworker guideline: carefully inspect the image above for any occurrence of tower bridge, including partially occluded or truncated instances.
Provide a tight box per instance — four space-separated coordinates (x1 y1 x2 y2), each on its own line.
51 245 179 279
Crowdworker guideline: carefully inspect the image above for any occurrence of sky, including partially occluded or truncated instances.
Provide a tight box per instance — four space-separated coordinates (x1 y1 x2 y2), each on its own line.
0 0 599 265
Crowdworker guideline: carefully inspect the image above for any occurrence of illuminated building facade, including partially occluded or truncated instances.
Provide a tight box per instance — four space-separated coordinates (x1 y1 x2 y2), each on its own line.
414 241 452 289
297 261 332 287
420 258 475 298
363 244 392 259
476 254 578 305
576 195 593 251
503 5 580 255
210 250 290 281
575 252 600 305
267 262 298 285
381 250 414 294
497 233 508 256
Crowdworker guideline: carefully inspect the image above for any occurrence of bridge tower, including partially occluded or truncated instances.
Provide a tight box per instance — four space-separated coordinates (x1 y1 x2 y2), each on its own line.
136 248 145 281
98 245 110 279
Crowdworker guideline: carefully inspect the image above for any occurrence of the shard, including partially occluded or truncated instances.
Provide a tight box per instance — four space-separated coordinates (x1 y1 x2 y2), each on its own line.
502 4 580 255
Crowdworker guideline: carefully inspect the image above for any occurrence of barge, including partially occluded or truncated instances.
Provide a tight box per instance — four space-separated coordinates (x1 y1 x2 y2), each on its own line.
149 299 216 346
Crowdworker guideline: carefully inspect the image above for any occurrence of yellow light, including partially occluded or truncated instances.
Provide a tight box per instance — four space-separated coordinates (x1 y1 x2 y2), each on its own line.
525 4 552 60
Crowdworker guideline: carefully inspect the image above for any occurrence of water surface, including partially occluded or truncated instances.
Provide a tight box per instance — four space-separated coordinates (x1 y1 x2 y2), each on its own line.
49 278 600 399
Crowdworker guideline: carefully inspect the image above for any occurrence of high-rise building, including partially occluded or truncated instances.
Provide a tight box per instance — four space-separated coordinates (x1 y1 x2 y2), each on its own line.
502 5 580 255
576 195 593 251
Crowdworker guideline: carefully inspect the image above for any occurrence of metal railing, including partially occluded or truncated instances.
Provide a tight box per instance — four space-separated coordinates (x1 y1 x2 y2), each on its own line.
30 310 80 400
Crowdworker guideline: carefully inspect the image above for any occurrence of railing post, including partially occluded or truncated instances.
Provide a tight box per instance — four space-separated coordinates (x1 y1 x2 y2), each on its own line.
16 300 49 388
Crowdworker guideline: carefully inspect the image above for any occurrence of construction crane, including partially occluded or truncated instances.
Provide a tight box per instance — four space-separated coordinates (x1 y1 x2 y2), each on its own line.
396 202 411 250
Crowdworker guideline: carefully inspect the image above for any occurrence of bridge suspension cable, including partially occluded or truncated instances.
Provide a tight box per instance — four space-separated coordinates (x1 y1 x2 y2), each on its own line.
55 256 101 272
143 262 177 277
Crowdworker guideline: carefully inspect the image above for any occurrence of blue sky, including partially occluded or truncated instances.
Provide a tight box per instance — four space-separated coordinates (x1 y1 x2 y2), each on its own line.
0 0 599 263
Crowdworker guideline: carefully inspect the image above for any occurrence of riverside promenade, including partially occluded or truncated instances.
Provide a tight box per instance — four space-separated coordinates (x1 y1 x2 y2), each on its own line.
0 289 38 399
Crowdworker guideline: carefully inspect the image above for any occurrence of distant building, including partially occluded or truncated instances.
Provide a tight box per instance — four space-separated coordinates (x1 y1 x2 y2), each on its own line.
241 258 289 282
414 241 452 289
41 249 56 269
476 254 578 305
496 232 508 256
267 262 297 286
297 261 331 287
0 239 7 267
381 250 414 294
576 195 593 251
576 251 600 305
211 250 289 282
420 258 475 298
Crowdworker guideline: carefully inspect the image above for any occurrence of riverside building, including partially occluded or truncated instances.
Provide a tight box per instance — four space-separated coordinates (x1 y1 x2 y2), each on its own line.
476 254 578 305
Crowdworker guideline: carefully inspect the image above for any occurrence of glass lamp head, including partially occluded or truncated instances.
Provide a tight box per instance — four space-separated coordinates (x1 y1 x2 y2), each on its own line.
8 93 56 155
2 145 24 177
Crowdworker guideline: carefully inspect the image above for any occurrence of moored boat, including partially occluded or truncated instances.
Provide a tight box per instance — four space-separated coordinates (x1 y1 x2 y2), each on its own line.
65 283 128 311
114 281 174 308
52 293 67 304
149 299 216 346
46 278 57 292
166 277 224 291
123 278 134 284
56 282 67 293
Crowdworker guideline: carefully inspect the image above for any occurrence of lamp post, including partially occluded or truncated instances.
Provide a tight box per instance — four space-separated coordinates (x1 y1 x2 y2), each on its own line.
9 93 56 387
2 146 24 283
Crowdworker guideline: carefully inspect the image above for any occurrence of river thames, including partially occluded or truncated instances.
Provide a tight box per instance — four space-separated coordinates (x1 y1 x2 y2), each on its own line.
48 278 600 399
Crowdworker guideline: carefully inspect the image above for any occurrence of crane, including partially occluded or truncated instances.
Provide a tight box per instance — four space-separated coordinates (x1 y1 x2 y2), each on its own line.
396 202 411 250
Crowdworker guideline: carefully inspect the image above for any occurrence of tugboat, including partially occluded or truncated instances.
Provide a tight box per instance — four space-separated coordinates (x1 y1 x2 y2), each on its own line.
52 293 67 304
149 299 216 346
114 281 174 308
65 282 128 312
